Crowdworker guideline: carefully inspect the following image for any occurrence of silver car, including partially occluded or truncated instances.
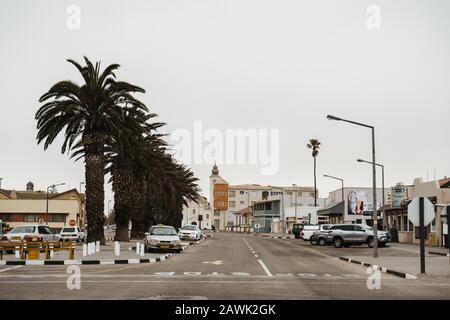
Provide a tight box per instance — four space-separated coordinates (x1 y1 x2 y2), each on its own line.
324 224 391 248
144 225 182 253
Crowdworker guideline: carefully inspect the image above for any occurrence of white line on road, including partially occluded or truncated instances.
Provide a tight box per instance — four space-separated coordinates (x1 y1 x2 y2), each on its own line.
257 259 273 277
254 255 258 258
0 266 22 273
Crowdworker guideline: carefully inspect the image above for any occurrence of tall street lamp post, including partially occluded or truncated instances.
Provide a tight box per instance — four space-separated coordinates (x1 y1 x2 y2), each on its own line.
79 181 85 194
357 159 385 230
46 183 66 224
323 174 344 204
327 114 379 258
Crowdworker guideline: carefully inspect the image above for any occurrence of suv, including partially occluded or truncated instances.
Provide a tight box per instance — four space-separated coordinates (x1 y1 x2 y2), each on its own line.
324 224 391 248
292 224 305 239
178 225 202 241
309 224 333 246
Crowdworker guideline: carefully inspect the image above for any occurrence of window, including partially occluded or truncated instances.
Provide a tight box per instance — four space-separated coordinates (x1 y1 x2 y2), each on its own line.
24 214 39 222
0 213 11 222
251 191 256 197
310 192 315 197
10 226 35 234
240 191 245 195
240 201 245 206
287 191 292 195
229 191 235 197
192 209 196 215
229 201 235 208
206 214 209 219
354 225 364 231
49 214 66 223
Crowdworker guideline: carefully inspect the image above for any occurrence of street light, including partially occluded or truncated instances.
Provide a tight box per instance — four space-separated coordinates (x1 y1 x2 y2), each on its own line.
79 181 85 194
357 159 385 230
323 174 344 206
46 183 66 224
327 114 379 258
0 178 3 189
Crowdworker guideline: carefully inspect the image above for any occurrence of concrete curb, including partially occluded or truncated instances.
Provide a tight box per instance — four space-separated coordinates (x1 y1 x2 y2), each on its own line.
338 257 417 280
0 253 172 266
429 251 450 257
252 233 295 239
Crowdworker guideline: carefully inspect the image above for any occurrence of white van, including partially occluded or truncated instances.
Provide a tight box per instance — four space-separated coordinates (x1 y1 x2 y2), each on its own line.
299 225 320 240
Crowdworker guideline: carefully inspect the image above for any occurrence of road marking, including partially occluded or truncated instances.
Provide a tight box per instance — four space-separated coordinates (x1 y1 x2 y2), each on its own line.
254 254 258 258
296 261 307 267
257 259 273 277
0 266 22 273
202 260 223 265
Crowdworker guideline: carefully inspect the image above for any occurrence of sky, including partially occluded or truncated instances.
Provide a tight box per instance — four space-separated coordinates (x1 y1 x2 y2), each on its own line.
1 0 449 211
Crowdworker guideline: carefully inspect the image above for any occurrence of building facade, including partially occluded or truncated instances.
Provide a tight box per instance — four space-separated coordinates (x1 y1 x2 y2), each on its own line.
0 182 85 233
209 164 318 231
181 196 213 229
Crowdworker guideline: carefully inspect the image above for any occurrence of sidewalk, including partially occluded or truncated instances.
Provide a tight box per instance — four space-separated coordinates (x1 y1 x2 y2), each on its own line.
341 243 450 278
0 241 186 262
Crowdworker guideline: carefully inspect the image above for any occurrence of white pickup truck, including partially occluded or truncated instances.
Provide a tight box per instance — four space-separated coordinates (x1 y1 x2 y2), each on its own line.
299 225 321 241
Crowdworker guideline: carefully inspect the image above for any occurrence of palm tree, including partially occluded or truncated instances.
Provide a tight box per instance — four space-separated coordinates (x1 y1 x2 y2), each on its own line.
306 138 321 207
35 57 148 243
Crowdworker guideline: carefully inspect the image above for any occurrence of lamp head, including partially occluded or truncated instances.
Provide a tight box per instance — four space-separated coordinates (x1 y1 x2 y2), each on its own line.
326 114 341 121
357 159 364 163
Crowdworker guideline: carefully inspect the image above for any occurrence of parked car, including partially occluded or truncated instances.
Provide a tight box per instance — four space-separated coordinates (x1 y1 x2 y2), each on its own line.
178 225 202 241
60 226 85 242
323 224 391 248
299 225 320 241
144 225 182 253
1 224 61 242
310 224 333 246
292 223 305 239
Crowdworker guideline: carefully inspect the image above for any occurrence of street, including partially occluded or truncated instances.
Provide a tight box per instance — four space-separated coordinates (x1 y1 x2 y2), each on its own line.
0 232 449 299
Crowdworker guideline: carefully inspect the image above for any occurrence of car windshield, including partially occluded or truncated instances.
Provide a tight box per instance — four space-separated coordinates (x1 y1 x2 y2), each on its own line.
181 226 197 231
10 226 35 234
62 228 76 232
151 227 176 235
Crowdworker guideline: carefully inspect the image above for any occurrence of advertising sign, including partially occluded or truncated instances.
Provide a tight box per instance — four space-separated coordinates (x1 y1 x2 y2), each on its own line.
348 191 368 215
391 184 406 208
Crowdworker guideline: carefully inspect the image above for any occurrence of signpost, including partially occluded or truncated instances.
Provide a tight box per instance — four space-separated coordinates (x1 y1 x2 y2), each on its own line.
408 197 435 273
69 219 76 226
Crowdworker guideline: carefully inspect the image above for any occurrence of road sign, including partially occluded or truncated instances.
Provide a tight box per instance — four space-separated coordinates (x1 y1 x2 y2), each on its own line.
408 197 435 226
69 219 76 226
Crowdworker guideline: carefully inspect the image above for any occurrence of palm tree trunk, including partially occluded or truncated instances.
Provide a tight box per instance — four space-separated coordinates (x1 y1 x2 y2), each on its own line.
113 168 133 242
313 156 317 207
84 134 106 244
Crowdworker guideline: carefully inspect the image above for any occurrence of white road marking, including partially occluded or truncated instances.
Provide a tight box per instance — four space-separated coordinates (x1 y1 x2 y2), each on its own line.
0 266 23 273
254 255 258 258
257 259 273 277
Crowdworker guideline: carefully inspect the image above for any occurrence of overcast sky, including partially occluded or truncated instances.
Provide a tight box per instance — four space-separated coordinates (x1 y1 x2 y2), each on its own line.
1 0 449 210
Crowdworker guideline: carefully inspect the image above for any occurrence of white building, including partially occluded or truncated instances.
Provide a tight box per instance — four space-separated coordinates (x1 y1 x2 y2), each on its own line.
208 164 320 231
181 196 213 230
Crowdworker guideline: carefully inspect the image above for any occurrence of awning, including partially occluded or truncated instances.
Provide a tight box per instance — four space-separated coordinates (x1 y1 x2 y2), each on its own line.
317 201 344 217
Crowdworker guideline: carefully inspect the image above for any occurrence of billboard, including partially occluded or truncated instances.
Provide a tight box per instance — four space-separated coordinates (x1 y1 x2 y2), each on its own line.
391 184 406 208
347 191 368 215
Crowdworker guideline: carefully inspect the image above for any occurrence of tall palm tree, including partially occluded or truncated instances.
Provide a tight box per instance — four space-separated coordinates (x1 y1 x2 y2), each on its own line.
307 138 321 207
35 57 148 243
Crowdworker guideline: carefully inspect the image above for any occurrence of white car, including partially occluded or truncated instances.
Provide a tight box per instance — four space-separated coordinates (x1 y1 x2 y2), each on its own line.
2 224 61 242
178 225 202 241
299 225 320 241
60 226 85 242
144 225 182 253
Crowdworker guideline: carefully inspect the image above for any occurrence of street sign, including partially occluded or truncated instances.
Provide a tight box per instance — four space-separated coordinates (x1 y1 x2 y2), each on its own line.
408 197 435 226
69 219 76 226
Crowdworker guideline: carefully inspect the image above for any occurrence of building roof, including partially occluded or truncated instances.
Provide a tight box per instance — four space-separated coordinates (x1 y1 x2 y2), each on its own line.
0 188 83 201
317 201 344 216
234 206 253 216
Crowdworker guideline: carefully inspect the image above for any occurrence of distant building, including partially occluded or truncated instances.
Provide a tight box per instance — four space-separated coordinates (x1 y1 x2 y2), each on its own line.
0 182 85 233
181 196 212 230
208 164 319 231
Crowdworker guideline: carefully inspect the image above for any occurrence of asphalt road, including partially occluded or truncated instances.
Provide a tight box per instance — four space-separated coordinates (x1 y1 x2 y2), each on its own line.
0 232 449 299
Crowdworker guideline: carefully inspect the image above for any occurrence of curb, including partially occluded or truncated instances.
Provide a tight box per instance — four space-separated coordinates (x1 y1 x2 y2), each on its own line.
338 257 417 280
429 251 450 257
252 234 294 239
0 253 172 266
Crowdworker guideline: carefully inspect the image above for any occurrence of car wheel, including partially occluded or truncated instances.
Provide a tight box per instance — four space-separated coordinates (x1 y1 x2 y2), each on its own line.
367 237 375 248
310 238 319 246
333 237 344 248
318 238 327 246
